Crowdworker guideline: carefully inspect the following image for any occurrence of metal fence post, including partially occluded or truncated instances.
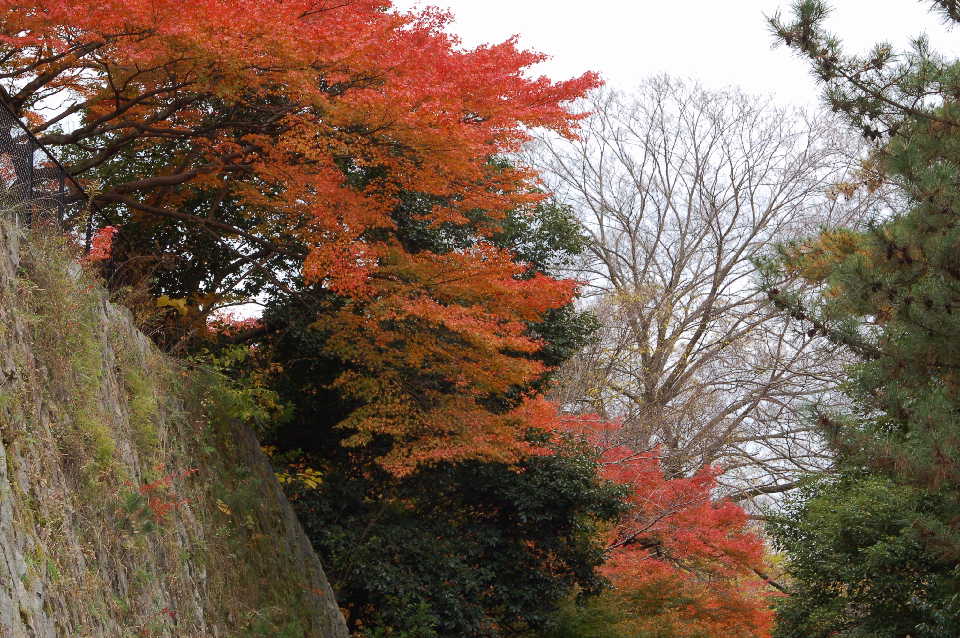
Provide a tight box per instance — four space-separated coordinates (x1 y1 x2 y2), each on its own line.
0 97 93 240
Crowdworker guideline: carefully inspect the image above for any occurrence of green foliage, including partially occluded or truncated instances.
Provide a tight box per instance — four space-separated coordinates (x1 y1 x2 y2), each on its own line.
766 2 960 634
287 441 624 637
491 199 590 275
769 476 960 637
192 345 292 437
532 595 633 638
249 193 620 636
64 138 293 351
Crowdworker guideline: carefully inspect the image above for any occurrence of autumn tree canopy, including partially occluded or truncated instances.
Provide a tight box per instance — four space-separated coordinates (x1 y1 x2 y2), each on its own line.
557 415 777 638
0 0 601 470
236 196 620 637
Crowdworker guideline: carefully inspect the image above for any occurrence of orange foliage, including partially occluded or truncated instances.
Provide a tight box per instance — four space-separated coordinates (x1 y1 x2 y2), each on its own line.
317 245 575 473
563 415 776 638
784 227 865 283
0 1 597 469
0 0 597 288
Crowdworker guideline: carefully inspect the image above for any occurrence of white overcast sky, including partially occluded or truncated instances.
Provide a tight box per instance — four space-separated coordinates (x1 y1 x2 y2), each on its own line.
391 0 958 106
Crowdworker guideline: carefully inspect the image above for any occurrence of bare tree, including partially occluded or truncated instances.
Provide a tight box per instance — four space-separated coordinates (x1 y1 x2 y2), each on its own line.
530 77 877 499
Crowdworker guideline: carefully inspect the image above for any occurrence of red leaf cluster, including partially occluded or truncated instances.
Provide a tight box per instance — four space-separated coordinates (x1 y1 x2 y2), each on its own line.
84 225 118 262
563 415 776 637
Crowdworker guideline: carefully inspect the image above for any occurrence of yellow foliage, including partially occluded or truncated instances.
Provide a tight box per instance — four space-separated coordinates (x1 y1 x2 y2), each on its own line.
156 295 189 316
276 466 324 490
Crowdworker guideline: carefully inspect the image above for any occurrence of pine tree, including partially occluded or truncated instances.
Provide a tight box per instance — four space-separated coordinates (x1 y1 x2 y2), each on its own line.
763 2 960 635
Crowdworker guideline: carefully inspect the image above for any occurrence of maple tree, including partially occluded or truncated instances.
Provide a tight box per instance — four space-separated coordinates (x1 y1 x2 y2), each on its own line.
225 199 620 637
314 244 576 472
558 416 777 638
0 0 596 292
0 0 599 469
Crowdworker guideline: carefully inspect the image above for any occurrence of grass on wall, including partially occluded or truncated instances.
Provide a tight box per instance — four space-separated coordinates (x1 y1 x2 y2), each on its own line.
0 220 326 637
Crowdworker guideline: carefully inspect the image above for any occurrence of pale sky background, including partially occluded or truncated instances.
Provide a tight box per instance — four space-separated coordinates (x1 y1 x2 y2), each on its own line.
391 0 958 106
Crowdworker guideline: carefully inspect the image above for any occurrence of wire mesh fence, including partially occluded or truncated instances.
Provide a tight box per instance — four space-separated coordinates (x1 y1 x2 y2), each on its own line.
0 99 91 241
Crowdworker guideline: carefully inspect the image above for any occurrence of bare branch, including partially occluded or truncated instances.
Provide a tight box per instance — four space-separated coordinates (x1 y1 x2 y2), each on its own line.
530 77 881 496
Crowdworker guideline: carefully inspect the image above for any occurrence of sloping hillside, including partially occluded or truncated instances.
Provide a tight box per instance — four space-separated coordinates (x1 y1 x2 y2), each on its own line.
0 218 348 638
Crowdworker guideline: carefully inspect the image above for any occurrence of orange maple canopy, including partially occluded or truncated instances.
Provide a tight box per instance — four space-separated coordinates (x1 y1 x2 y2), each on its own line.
560 415 778 637
0 0 600 470
0 0 599 285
